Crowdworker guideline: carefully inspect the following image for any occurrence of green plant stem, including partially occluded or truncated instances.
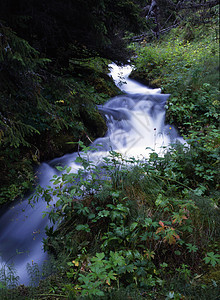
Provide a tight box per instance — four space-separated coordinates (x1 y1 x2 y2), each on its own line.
36 294 68 298
149 173 194 191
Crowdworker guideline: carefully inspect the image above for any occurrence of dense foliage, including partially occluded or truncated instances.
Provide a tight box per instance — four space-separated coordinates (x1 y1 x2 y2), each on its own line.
129 23 219 197
9 144 218 299
0 0 146 204
0 1 219 299
24 21 219 299
0 0 145 62
0 28 116 203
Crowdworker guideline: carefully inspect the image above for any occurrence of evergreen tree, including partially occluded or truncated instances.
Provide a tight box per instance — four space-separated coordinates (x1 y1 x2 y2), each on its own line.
0 0 146 62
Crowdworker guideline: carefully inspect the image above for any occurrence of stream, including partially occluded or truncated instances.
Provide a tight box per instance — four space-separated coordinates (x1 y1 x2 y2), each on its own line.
0 63 185 285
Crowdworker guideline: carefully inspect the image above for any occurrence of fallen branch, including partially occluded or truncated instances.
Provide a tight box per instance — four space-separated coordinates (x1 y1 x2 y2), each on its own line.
130 23 179 42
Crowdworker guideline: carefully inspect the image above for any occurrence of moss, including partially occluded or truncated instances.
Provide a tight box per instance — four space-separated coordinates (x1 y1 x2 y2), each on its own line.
0 146 37 206
42 132 78 159
202 265 220 285
130 70 160 88
93 76 119 97
150 78 162 87
79 109 107 139
87 72 120 98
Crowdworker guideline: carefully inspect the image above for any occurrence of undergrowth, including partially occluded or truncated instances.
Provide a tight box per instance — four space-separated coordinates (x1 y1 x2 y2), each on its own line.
11 142 217 299
0 25 118 205
1 20 219 300
130 23 219 134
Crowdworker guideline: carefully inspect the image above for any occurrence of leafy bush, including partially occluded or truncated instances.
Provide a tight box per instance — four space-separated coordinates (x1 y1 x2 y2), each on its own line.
33 143 219 298
0 24 117 205
130 24 219 132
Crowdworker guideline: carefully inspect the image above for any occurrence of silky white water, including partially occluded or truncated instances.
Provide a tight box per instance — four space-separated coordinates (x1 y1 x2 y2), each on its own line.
109 63 161 94
0 63 185 285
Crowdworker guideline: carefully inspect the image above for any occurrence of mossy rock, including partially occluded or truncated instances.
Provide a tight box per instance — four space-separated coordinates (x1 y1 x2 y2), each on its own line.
202 265 220 285
33 107 107 162
79 108 107 139
33 130 78 162
87 72 120 98
150 78 162 87
130 70 160 88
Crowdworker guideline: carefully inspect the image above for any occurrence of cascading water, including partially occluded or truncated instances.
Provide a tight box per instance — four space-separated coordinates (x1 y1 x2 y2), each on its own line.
0 63 185 285
0 163 56 285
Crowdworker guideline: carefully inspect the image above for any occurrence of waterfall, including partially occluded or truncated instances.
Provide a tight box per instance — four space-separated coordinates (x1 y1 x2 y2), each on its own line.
0 63 185 285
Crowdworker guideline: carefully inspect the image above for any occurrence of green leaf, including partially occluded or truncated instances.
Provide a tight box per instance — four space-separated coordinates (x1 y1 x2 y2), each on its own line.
111 191 120 198
186 243 198 253
95 252 105 260
56 166 64 172
66 166 71 173
76 224 90 232
203 252 220 267
130 222 138 231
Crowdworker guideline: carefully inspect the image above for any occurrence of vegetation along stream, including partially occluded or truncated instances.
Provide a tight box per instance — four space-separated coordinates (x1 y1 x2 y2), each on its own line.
0 1 219 299
0 63 186 285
